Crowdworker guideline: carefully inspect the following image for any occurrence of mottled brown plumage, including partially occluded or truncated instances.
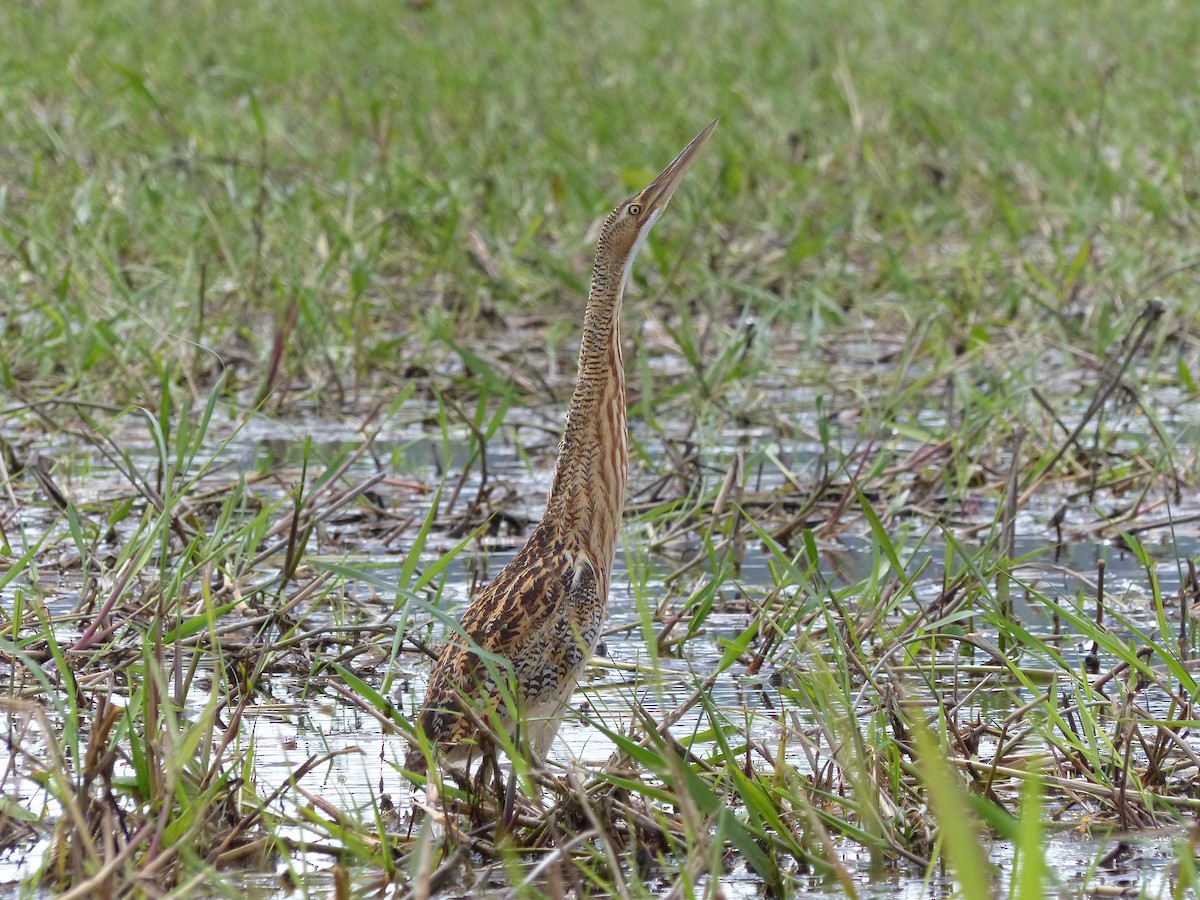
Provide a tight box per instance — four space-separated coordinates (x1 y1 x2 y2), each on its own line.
409 121 717 772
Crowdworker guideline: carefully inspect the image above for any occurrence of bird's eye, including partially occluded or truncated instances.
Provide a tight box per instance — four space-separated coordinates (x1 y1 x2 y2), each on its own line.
627 203 642 216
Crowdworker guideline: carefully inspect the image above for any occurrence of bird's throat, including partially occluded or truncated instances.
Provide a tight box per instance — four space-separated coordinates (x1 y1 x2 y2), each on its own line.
545 269 629 582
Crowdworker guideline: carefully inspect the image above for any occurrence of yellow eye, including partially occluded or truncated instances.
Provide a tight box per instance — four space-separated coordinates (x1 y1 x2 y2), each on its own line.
627 203 642 216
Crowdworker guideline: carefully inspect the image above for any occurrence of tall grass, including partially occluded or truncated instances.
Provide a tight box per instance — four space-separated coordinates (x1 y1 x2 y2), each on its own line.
3 0 1200 896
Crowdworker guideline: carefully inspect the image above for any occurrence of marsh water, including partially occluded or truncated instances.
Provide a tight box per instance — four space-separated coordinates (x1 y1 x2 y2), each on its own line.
2 401 1198 898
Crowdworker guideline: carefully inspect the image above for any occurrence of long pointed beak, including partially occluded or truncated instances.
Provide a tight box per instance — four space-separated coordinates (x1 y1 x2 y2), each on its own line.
637 118 719 214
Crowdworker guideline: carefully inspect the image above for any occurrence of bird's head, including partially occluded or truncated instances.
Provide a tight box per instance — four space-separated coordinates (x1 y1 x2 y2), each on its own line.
596 119 718 289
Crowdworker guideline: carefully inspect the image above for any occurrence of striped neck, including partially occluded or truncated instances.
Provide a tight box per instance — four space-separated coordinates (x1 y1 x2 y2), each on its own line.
544 243 631 581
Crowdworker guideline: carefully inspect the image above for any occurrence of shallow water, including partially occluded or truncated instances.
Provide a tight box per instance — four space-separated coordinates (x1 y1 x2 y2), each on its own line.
2 401 1198 896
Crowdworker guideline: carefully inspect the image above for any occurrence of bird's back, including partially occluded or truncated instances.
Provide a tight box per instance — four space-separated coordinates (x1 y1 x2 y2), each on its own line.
412 524 605 763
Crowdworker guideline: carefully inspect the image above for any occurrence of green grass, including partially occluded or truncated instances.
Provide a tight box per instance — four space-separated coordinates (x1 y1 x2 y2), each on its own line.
3 0 1200 896
4 0 1198 408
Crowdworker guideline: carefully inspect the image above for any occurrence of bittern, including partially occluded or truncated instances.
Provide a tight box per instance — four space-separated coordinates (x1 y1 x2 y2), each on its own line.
409 120 718 777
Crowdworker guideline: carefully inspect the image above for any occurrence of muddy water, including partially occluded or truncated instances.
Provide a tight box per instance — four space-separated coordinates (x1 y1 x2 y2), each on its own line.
1 409 1197 896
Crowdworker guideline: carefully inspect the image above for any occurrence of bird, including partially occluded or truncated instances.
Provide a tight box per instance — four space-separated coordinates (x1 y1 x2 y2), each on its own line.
408 120 718 782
